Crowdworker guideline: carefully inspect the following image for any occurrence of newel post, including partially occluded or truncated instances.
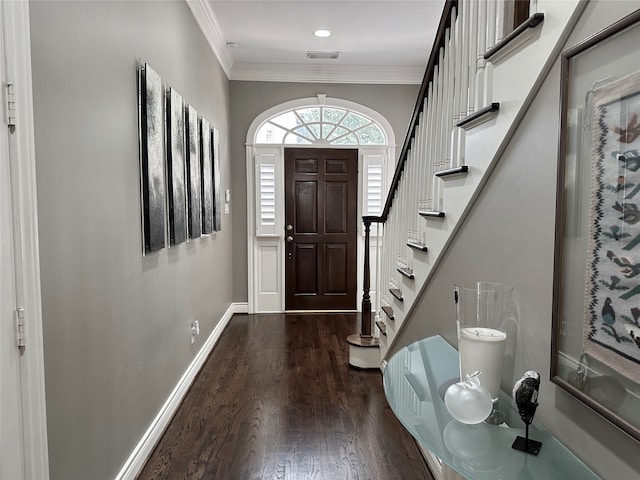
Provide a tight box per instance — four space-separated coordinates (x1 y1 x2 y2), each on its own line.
346 216 380 368
361 216 374 337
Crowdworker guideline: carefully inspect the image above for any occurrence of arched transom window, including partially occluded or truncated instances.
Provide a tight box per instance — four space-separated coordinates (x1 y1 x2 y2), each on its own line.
255 106 386 145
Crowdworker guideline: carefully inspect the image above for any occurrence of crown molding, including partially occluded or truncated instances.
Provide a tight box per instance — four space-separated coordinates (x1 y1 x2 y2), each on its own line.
230 62 423 84
187 0 233 78
187 0 423 84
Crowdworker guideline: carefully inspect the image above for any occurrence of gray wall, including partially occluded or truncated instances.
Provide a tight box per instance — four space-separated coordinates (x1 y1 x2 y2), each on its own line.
393 2 640 478
229 81 419 301
29 1 232 479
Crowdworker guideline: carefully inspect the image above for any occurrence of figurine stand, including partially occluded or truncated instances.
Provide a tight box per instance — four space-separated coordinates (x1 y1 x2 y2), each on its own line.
512 423 542 455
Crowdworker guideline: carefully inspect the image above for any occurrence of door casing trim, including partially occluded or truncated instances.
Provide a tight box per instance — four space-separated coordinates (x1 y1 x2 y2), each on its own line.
246 98 396 314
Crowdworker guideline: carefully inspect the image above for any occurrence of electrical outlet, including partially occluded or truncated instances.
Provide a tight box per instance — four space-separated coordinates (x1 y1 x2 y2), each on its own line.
190 320 200 344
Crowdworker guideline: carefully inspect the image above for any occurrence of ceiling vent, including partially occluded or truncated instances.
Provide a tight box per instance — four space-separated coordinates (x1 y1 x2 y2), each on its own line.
307 51 340 60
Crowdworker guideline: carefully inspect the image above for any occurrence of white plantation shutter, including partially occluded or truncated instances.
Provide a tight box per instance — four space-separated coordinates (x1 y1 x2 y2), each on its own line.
255 152 280 236
364 153 386 216
366 163 383 215
260 164 275 224
363 153 386 236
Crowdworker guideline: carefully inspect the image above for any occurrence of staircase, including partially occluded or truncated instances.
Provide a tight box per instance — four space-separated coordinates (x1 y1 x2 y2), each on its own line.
348 0 587 369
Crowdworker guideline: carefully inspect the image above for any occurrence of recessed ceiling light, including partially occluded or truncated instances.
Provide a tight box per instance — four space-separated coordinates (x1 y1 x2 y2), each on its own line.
313 29 332 38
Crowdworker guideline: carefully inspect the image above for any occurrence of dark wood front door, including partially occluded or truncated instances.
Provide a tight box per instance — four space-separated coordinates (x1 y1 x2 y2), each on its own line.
285 148 358 310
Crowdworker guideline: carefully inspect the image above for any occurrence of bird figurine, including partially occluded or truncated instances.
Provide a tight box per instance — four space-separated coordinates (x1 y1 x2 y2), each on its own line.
511 371 543 455
513 371 540 426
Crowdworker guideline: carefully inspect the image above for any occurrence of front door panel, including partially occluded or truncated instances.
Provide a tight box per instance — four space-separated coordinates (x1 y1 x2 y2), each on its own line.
285 148 358 310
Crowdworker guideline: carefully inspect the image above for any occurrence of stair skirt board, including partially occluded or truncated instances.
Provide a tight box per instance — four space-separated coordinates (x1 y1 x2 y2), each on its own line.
115 302 248 480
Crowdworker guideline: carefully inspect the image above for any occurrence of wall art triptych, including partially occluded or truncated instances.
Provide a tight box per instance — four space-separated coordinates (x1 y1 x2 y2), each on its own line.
137 61 222 255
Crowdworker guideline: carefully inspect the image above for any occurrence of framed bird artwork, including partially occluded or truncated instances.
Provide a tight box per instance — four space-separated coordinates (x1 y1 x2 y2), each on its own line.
552 9 640 443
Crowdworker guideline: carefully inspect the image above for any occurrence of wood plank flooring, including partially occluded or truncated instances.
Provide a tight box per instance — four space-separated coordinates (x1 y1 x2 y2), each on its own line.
137 313 434 480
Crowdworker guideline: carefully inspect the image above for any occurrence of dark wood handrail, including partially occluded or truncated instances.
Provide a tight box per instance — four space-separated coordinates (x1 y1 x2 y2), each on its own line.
377 0 459 224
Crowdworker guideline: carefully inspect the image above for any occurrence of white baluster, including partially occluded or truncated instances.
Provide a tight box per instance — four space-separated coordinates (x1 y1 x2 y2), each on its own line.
450 7 461 168
467 0 479 115
375 221 383 318
412 119 419 244
457 1 470 167
426 77 437 211
398 155 407 260
459 0 469 120
475 0 487 111
385 209 392 293
486 0 497 51
484 0 496 105
400 164 410 268
443 26 453 172
390 204 398 288
496 0 506 43
419 96 429 245
433 46 445 212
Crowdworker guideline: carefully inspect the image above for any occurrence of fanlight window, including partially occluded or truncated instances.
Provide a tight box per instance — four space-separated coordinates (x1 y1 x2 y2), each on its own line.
255 106 386 145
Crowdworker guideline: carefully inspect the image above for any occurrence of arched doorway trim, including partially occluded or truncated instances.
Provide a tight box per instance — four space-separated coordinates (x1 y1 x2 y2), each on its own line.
246 95 396 147
246 96 395 313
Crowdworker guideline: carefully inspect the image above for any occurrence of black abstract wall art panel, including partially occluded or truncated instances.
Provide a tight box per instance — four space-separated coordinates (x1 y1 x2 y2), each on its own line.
166 88 187 245
213 127 222 231
200 117 214 235
186 104 202 239
138 62 166 254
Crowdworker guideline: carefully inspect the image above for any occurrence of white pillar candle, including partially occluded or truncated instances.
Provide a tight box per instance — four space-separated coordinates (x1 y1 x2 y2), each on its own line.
458 327 507 400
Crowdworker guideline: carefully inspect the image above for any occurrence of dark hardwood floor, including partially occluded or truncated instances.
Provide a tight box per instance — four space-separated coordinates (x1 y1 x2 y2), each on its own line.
137 313 434 480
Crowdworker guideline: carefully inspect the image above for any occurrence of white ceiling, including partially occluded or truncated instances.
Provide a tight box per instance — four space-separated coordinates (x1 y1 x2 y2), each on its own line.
191 0 446 84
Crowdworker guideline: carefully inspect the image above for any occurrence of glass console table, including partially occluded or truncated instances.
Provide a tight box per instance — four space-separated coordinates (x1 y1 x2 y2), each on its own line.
383 336 600 480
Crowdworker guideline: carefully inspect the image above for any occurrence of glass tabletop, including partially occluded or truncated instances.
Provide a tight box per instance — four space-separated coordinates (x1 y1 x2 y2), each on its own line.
383 336 600 480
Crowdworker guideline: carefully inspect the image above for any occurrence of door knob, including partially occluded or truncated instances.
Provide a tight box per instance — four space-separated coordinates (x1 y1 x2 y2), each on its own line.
286 224 293 231
286 236 294 242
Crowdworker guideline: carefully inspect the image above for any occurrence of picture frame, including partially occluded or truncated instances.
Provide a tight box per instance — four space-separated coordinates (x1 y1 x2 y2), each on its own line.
137 62 166 254
552 10 640 442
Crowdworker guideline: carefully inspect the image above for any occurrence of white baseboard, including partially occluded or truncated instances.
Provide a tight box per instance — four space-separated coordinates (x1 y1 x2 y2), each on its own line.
232 302 248 314
115 302 245 480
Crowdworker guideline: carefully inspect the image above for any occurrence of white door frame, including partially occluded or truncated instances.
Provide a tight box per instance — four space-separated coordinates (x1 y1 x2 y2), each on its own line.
245 97 395 313
1 1 50 478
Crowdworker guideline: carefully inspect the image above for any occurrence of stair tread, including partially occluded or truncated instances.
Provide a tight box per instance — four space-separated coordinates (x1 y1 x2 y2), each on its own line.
382 305 395 320
407 241 428 252
397 267 415 280
389 288 404 302
484 13 545 61
456 103 500 130
375 320 387 336
419 210 445 218
435 165 469 178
